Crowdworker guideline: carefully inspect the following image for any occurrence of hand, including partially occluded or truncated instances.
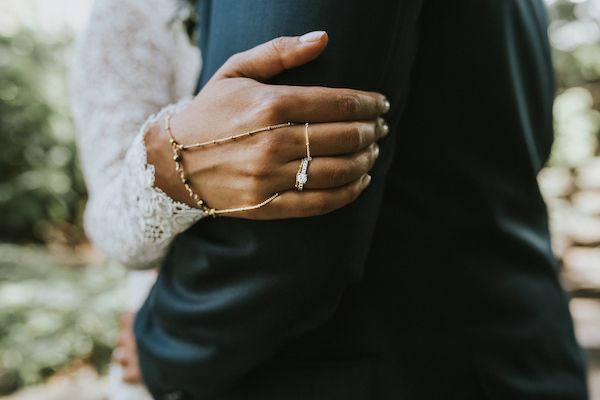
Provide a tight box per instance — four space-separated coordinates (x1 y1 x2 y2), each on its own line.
113 312 142 384
146 31 390 219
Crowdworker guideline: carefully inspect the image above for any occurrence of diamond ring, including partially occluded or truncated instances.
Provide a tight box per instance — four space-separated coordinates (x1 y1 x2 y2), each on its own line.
295 156 311 191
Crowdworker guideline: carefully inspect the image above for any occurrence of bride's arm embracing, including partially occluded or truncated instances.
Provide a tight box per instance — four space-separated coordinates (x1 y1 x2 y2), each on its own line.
70 0 203 269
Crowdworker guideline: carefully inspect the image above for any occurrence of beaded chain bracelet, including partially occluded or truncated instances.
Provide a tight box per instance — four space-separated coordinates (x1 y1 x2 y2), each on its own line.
164 114 291 217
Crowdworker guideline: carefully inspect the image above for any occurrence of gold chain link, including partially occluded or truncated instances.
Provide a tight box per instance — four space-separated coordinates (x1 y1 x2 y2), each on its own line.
164 114 289 217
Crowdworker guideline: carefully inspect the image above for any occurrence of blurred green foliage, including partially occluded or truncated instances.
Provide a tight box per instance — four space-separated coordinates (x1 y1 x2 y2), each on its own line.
0 29 86 243
0 243 126 395
548 0 600 166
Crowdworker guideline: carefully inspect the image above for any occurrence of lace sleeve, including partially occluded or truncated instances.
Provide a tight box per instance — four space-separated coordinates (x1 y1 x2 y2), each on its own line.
70 0 203 269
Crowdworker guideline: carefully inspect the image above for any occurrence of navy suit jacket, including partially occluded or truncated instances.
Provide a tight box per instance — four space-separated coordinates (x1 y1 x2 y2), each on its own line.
135 1 588 399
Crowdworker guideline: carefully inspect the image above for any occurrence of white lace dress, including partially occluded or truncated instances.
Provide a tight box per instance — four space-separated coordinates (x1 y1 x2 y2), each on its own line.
70 0 204 397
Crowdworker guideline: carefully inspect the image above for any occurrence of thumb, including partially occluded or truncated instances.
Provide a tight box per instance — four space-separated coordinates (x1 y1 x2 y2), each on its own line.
214 31 328 81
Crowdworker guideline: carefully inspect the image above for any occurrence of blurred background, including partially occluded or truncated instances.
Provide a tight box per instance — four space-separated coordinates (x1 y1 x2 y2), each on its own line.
0 0 600 398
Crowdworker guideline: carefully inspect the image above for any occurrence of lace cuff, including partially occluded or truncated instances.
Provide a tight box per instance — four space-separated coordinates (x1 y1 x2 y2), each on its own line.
129 99 205 260
84 99 204 269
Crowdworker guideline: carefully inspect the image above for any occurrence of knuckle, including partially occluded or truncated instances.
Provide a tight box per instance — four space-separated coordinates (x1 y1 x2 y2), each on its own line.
225 53 243 69
260 135 283 158
289 128 304 149
255 91 285 121
271 36 288 55
269 37 289 73
337 93 361 116
344 124 363 151
328 163 350 185
246 157 271 180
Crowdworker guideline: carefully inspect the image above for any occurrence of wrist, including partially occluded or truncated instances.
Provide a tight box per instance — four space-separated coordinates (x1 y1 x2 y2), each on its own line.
144 118 195 207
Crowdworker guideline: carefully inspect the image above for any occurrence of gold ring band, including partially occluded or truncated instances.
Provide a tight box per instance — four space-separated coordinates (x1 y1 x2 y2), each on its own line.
295 123 312 191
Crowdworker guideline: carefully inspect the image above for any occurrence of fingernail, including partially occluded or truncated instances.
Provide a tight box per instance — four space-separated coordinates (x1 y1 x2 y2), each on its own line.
373 144 380 158
381 98 390 113
361 174 372 188
381 124 390 137
377 118 390 137
299 31 326 43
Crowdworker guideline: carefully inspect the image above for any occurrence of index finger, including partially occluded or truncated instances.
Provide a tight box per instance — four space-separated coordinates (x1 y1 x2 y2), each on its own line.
272 85 390 123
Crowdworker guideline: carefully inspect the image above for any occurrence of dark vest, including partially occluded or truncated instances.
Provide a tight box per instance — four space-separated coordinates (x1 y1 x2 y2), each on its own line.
135 1 588 399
